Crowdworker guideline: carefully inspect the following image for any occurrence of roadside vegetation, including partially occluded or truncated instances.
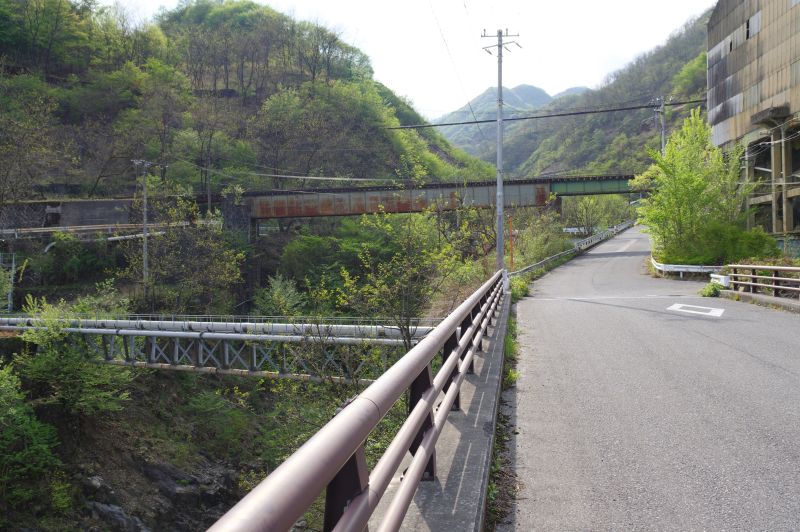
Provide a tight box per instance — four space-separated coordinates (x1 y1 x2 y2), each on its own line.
485 315 520 529
632 110 779 265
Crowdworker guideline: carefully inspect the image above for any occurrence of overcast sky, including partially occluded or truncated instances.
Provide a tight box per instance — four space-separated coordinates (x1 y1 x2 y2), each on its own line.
118 0 717 119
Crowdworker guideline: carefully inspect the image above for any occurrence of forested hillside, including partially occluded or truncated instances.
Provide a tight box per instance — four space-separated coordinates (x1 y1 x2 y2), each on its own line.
439 12 710 176
0 0 492 211
434 84 553 155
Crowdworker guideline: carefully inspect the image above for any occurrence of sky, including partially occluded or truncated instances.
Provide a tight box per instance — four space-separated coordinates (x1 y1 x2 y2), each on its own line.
117 0 718 119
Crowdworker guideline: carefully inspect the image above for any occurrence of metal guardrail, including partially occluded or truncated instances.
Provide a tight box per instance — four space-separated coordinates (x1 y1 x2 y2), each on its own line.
44 312 442 328
208 270 505 532
0 317 439 384
650 257 723 278
727 264 800 299
510 220 634 277
0 317 435 341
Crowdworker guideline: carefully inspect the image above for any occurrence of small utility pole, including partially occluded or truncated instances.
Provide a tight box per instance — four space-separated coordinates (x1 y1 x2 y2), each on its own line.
483 29 520 288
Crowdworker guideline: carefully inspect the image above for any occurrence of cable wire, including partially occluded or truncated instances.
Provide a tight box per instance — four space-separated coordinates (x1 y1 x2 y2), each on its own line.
426 0 491 143
387 99 707 130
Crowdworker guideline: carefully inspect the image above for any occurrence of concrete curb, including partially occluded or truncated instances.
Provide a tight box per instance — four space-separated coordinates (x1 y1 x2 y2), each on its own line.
719 290 800 314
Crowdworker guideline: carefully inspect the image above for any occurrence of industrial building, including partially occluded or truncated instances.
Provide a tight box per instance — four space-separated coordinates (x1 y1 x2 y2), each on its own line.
708 0 800 236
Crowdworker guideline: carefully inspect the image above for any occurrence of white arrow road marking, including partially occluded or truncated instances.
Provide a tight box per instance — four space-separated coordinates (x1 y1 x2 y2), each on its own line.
667 303 725 317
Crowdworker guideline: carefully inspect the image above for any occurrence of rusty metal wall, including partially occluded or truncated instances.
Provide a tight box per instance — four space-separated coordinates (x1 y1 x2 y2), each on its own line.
708 0 800 146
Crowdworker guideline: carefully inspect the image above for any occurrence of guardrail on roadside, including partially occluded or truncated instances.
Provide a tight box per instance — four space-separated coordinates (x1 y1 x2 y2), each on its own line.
650 257 723 278
510 220 634 277
208 271 505 531
726 264 800 299
0 317 435 340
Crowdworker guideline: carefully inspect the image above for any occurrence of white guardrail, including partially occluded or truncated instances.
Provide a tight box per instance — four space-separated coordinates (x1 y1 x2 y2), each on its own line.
650 257 723 278
510 220 634 277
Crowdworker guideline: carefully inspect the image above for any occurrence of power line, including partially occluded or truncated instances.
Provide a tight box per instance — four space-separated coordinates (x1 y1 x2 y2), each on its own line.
427 0 491 143
176 158 399 185
387 98 707 130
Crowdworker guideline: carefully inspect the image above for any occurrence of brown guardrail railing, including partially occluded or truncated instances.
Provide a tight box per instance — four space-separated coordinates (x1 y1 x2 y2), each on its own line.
208 270 505 532
728 264 800 299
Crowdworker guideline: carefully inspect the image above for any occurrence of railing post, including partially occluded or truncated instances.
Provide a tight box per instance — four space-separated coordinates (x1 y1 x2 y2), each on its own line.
408 364 436 480
442 331 461 411
323 443 369 532
101 335 111 361
147 337 156 363
466 305 478 374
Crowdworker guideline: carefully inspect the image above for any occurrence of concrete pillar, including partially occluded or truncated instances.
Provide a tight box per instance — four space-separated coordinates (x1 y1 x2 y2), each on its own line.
771 129 783 233
783 127 794 232
745 145 755 231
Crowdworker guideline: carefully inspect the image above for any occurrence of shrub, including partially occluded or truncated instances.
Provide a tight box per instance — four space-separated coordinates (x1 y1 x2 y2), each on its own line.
253 274 306 317
0 364 60 512
186 390 253 460
510 277 529 303
14 297 132 422
660 224 779 265
699 282 721 297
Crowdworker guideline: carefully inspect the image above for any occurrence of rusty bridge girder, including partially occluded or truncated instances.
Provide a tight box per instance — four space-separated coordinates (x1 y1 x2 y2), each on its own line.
246 175 637 219
1 175 637 235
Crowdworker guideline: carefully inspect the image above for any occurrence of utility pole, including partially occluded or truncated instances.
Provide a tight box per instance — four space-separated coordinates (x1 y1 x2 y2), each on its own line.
132 160 154 286
483 29 520 288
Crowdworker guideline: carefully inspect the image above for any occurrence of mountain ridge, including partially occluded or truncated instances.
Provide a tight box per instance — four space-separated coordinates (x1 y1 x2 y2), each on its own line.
438 12 711 175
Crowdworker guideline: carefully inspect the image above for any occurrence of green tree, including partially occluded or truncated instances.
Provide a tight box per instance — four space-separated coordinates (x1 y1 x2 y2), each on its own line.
0 363 61 512
0 74 62 225
0 263 10 300
121 182 245 313
342 212 458 349
631 109 773 263
253 274 305 316
672 52 707 98
14 296 133 424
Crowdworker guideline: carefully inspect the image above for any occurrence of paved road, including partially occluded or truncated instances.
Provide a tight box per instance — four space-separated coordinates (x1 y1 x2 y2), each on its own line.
503 227 800 531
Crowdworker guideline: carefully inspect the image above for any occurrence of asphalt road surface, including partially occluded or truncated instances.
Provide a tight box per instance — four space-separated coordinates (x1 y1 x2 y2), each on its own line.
503 226 800 531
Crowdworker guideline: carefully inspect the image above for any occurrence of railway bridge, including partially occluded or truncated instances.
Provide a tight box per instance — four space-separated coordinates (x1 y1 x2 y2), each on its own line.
1 174 637 237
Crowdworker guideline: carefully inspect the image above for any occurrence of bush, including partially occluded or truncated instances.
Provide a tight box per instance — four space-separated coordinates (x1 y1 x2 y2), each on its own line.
510 277 529 303
14 297 132 422
660 224 779 265
699 282 721 297
253 274 305 317
186 390 253 460
27 232 117 286
0 364 61 512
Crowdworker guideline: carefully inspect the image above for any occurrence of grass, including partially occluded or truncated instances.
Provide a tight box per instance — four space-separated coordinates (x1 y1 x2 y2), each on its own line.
509 250 579 304
510 277 529 304
485 314 520 529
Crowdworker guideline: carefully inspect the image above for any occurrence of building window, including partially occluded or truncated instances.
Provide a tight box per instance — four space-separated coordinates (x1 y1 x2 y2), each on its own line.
729 40 733 52
746 19 750 39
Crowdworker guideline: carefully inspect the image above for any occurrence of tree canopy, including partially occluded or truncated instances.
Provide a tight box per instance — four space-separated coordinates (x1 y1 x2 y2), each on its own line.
0 0 492 206
631 109 777 264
